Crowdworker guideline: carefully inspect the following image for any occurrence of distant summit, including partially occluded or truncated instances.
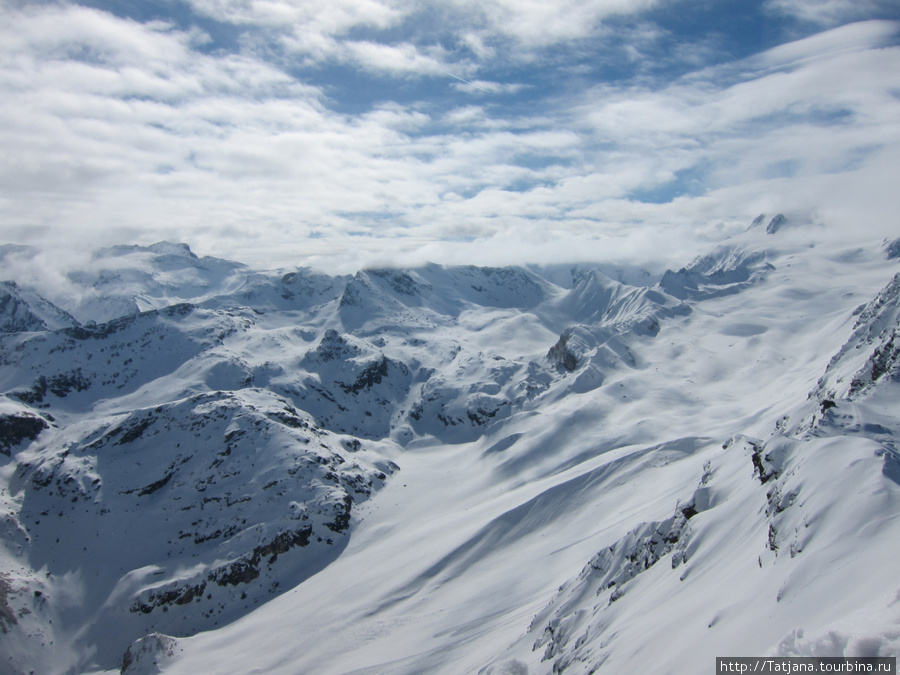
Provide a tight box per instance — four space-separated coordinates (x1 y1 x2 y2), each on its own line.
748 212 788 234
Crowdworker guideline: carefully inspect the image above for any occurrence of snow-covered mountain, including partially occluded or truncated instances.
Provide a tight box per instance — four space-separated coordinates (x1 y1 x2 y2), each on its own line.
1 223 899 675
0 281 79 334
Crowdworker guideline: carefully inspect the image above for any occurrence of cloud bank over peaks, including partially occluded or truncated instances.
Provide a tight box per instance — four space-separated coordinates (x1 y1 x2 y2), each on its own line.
0 1 898 271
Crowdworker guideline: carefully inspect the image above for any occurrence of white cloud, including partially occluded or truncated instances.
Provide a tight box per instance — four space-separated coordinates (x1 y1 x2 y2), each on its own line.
422 0 663 49
341 40 447 75
184 0 669 71
765 0 888 27
450 79 528 95
186 0 664 47
188 0 402 33
751 18 899 69
0 4 898 274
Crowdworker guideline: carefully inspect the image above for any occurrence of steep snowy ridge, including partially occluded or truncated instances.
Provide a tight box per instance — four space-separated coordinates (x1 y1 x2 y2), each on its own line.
1 228 899 675
558 268 689 334
527 460 713 667
659 245 773 300
0 281 79 334
812 272 900 401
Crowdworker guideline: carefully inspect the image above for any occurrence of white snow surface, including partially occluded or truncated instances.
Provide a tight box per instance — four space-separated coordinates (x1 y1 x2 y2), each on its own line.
1 226 900 674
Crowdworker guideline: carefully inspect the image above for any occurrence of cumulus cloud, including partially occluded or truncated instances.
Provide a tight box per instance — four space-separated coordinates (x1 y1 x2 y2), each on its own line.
340 40 449 75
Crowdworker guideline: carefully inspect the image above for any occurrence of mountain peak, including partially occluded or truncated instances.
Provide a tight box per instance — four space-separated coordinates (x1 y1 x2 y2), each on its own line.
766 213 788 234
94 241 198 260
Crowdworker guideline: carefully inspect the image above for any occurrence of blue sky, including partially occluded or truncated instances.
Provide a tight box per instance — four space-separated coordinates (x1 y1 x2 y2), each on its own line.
1 0 899 270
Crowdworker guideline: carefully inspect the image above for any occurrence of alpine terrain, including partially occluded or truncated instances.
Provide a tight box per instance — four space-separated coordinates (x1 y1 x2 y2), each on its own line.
1 220 900 675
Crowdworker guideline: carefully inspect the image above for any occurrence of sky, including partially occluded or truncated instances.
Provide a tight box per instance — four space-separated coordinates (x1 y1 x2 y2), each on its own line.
1 0 899 272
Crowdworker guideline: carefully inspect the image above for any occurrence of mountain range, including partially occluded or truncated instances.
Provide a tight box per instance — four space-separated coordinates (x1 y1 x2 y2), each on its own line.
1 216 899 674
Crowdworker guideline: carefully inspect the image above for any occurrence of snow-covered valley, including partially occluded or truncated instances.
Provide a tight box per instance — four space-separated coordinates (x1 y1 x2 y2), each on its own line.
1 220 900 674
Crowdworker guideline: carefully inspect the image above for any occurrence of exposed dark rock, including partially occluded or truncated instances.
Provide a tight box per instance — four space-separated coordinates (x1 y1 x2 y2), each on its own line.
850 328 900 395
197 526 314 592
252 526 314 564
308 329 360 363
339 357 390 394
679 501 699 521
813 274 900 400
534 495 699 664
117 416 155 445
548 333 578 372
467 407 499 425
61 303 194 341
766 213 787 234
851 274 900 329
266 410 307 429
133 582 208 614
750 441 778 485
0 574 17 633
325 496 352 533
749 213 767 230
13 369 93 404
766 484 798 517
211 559 260 587
137 472 174 497
0 412 48 455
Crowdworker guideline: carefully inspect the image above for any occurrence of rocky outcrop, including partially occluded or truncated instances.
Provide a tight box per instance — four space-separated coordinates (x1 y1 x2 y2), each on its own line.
748 213 788 234
766 213 788 234
547 333 579 373
121 633 181 675
0 412 49 455
811 273 900 402
529 468 713 670
0 575 16 634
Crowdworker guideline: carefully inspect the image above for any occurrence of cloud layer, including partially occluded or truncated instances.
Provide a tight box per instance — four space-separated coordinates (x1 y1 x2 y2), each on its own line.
0 1 898 271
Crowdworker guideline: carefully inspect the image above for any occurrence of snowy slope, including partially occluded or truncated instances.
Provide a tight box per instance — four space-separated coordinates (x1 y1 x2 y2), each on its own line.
0 227 899 675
